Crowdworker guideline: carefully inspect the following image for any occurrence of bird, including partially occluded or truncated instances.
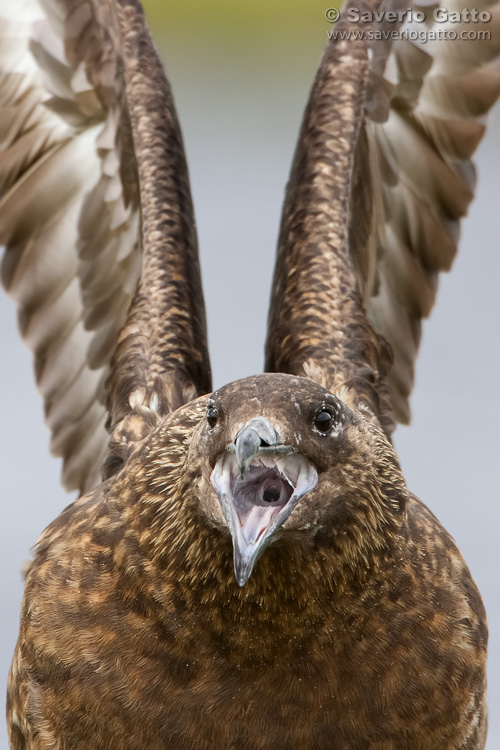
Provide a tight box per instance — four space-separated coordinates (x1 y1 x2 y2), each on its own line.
2 0 499 747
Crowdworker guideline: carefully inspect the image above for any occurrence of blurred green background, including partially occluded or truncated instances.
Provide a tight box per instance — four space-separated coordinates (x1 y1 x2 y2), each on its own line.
142 0 337 46
142 0 338 89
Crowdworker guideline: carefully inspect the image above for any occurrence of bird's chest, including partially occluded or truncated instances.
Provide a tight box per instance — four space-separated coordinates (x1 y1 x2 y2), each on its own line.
95 605 436 750
82 582 485 750
108 634 365 749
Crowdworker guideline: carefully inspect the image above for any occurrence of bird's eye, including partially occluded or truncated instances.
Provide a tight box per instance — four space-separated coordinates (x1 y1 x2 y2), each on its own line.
207 406 219 429
314 410 332 433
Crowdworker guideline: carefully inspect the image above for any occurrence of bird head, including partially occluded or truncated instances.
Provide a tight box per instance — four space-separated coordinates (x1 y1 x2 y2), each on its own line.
195 373 408 587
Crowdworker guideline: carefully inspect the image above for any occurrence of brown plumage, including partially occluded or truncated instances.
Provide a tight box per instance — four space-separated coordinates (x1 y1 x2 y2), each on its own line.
7 375 488 748
3 0 499 747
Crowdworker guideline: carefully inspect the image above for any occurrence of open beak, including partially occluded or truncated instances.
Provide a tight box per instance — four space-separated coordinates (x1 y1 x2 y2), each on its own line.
211 418 318 586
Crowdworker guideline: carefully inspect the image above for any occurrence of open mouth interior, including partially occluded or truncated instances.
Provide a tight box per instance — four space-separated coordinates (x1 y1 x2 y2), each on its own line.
231 464 294 542
211 452 318 547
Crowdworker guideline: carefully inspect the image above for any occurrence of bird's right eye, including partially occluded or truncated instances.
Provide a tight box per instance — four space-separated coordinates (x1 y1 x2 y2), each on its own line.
207 406 219 428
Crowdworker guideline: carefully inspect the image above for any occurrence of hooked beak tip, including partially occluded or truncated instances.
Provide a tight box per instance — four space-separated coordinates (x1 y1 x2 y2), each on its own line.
234 418 281 477
235 431 260 477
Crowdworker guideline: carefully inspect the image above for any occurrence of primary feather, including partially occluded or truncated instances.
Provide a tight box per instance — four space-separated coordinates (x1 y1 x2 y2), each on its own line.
0 0 210 494
266 0 500 428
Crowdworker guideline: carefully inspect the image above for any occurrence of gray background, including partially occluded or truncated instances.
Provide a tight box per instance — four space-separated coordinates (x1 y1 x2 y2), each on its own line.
1 6 499 746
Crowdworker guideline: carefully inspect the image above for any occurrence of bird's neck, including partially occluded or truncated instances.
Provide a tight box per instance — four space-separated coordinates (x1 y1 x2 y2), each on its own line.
112 424 407 658
118 479 404 660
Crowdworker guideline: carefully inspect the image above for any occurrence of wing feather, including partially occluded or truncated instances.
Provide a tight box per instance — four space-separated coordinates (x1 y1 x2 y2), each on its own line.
365 0 500 422
266 0 500 428
0 6 115 493
0 0 211 492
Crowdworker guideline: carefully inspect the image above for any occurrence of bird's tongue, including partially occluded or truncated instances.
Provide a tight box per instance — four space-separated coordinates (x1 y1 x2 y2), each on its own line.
237 505 277 546
232 469 294 545
226 469 295 583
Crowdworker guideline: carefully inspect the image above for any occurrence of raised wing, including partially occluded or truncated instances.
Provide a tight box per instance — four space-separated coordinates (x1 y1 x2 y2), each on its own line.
0 0 211 493
265 0 500 431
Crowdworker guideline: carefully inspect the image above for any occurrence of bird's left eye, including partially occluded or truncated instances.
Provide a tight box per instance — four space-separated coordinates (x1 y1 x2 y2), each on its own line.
314 410 332 433
207 406 219 428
